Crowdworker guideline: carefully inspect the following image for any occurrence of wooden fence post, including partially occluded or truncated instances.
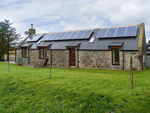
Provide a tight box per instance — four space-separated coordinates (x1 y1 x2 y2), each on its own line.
130 57 133 89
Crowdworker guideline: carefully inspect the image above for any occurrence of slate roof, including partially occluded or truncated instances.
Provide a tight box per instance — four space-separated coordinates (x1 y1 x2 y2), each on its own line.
16 24 141 51
66 43 81 47
108 42 124 47
20 43 32 47
37 41 52 47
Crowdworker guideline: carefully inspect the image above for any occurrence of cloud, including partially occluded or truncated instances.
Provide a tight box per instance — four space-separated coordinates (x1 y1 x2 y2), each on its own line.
0 0 150 42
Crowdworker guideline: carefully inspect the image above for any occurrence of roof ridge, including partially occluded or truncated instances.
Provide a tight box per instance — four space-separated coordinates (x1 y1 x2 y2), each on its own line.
34 28 95 35
100 24 139 29
34 24 139 35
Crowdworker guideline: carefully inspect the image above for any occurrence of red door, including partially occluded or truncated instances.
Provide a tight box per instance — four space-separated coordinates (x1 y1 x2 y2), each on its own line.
69 48 75 66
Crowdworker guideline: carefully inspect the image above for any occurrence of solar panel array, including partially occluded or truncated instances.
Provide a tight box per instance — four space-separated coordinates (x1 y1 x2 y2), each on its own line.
26 34 43 41
97 25 138 38
41 29 93 41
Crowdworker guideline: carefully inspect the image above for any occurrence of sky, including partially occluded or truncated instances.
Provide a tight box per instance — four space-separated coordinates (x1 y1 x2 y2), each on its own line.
0 0 150 42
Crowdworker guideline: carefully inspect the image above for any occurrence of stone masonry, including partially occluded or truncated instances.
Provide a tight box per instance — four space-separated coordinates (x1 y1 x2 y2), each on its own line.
78 50 111 69
51 50 69 68
16 49 142 70
78 50 141 70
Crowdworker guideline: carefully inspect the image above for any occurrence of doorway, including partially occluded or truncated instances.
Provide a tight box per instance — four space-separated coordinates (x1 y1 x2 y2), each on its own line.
69 48 75 66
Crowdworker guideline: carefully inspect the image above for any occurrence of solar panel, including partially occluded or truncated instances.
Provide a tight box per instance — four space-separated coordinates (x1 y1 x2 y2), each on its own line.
115 27 127 37
74 30 86 39
56 32 66 40
61 32 68 39
52 32 61 40
26 34 43 41
63 31 73 39
96 28 108 38
125 26 137 36
82 30 93 39
68 31 79 39
41 33 51 40
47 33 56 40
106 28 117 37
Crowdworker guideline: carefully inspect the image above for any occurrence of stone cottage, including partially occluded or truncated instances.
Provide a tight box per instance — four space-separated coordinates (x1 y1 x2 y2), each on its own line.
15 23 146 70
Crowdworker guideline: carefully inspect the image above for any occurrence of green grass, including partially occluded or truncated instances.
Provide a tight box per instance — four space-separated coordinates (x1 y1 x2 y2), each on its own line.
0 62 150 113
4 53 15 57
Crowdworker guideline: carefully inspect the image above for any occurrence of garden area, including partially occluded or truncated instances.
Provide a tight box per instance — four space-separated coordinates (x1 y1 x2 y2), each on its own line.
0 62 150 113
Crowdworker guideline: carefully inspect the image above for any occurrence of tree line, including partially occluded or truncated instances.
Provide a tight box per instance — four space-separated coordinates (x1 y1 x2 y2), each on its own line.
0 19 22 61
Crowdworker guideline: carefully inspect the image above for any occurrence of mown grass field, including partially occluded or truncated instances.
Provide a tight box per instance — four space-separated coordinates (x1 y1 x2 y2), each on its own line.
0 62 150 113
4 54 15 61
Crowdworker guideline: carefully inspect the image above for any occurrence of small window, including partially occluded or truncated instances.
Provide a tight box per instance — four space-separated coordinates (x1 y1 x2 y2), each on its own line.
39 48 46 59
89 37 95 43
22 48 27 58
112 48 119 65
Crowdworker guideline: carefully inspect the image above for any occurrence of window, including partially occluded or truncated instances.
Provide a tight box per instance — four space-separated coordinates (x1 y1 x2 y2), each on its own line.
37 40 42 45
22 48 27 58
112 48 119 65
89 37 95 43
39 48 46 59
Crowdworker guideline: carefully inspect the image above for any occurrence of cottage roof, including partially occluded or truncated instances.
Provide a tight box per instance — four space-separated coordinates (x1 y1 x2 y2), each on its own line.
16 24 141 51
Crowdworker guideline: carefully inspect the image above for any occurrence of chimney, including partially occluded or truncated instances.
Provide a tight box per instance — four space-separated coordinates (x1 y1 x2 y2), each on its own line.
31 24 33 29
28 24 36 36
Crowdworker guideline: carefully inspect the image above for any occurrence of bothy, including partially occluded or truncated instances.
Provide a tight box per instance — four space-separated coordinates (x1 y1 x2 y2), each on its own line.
15 23 146 70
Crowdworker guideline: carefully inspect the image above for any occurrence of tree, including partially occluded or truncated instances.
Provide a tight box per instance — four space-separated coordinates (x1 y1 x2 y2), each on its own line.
0 19 22 61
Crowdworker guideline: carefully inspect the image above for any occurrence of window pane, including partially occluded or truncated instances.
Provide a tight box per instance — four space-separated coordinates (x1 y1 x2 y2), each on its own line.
112 48 119 64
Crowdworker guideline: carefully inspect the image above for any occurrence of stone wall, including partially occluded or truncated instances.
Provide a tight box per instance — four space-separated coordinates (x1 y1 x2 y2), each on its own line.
137 23 147 70
51 50 69 68
16 49 21 63
16 49 142 70
78 50 142 70
78 50 111 69
122 51 141 70
16 49 28 65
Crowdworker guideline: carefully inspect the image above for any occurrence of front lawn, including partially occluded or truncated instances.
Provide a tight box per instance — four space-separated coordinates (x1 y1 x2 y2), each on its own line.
0 62 150 113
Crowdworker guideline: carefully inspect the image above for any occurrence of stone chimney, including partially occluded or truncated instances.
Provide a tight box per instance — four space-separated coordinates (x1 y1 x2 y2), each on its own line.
28 24 36 36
